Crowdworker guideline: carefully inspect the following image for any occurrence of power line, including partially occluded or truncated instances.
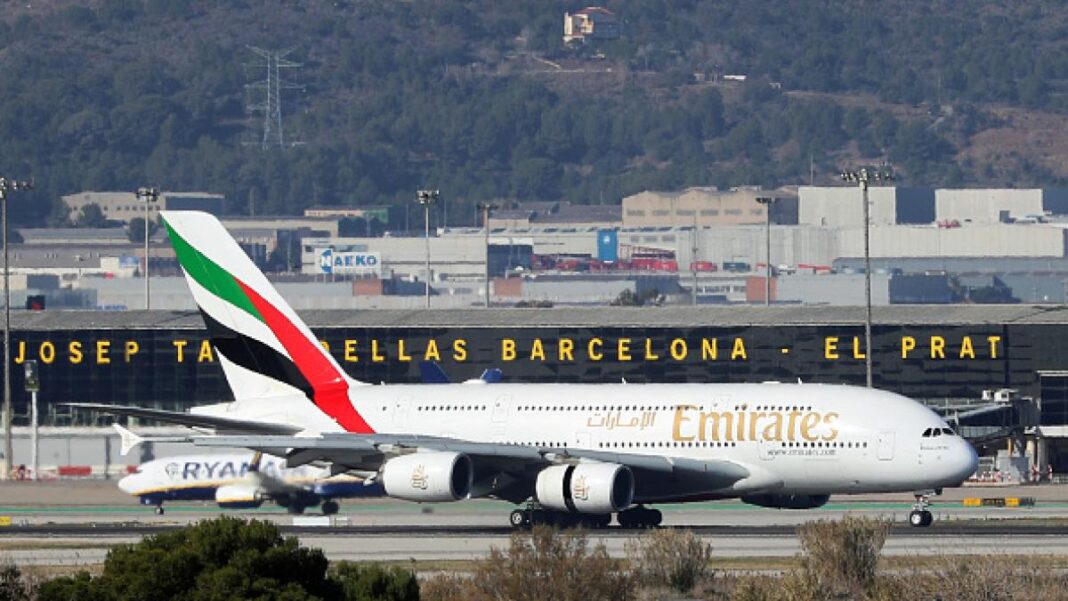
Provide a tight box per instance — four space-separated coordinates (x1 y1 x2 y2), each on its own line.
244 46 304 150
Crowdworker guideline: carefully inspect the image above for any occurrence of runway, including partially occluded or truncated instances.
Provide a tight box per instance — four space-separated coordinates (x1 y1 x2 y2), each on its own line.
4 523 1068 566
3 481 1068 566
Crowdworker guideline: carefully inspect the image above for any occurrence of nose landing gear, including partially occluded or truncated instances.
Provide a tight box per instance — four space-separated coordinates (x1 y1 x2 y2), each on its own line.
908 493 933 527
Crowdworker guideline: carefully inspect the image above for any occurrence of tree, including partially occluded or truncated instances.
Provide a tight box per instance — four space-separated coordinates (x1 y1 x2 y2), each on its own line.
75 203 109 228
37 517 419 601
126 217 158 243
330 563 419 601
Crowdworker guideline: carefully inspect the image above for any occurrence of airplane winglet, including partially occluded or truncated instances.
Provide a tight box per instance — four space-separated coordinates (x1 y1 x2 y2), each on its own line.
113 424 144 456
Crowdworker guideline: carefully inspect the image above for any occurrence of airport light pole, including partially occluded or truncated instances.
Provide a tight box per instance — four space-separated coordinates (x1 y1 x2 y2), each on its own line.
755 197 778 307
136 187 160 310
691 213 698 305
840 167 893 388
416 190 439 309
24 360 37 481
477 202 498 308
0 177 31 480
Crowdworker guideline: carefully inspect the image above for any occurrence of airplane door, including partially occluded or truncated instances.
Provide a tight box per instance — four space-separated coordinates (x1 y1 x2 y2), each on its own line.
492 395 512 423
758 438 775 461
574 432 591 451
877 432 895 461
392 396 411 426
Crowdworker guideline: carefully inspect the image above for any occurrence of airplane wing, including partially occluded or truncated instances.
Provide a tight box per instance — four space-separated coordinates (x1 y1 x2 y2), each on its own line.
64 403 302 435
172 431 751 496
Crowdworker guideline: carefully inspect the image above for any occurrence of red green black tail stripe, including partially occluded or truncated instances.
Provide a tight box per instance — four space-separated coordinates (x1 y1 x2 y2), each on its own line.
164 218 374 434
235 279 373 433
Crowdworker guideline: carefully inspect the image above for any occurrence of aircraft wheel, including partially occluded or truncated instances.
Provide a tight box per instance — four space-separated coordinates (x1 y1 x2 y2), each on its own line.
509 509 528 529
908 510 926 527
648 509 663 527
287 505 306 515
920 510 933 527
321 501 340 516
154 505 165 516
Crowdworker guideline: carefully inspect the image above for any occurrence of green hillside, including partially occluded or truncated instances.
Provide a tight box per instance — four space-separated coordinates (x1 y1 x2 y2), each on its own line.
1 0 1066 227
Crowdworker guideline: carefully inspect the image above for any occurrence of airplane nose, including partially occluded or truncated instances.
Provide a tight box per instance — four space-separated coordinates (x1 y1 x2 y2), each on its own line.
117 473 138 494
951 440 979 483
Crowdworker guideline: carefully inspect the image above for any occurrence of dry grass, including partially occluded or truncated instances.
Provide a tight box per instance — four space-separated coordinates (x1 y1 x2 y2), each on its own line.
420 526 634 601
796 515 890 595
626 527 712 593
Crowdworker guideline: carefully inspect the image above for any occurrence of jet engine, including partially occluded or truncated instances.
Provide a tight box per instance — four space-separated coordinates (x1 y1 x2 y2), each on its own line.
535 463 634 514
381 452 473 502
215 484 264 509
741 493 831 509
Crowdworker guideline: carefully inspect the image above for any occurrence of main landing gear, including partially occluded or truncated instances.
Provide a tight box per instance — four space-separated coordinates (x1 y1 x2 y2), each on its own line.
321 500 340 516
508 503 662 529
617 506 662 529
908 493 933 527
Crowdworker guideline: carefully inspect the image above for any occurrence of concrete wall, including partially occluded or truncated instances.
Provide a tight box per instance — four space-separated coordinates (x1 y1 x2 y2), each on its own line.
935 189 1044 223
672 226 838 269
77 277 370 311
5 427 221 478
798 186 898 228
776 273 890 305
838 225 1066 258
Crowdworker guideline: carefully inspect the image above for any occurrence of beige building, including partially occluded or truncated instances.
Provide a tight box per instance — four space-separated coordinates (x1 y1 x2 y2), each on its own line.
63 191 225 224
487 201 621 230
563 6 621 43
622 186 793 228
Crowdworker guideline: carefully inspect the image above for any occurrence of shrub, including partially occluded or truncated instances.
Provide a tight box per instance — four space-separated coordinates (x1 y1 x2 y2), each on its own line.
458 526 634 601
37 516 410 601
330 563 419 601
795 515 890 594
418 573 473 601
0 563 33 601
877 555 1068 601
625 527 712 593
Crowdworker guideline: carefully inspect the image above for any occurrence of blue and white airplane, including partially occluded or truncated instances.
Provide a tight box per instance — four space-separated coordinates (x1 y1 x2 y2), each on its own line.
117 450 383 515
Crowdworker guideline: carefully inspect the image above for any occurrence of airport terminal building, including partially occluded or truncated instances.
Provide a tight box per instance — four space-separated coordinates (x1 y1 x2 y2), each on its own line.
9 304 1068 473
6 305 1065 416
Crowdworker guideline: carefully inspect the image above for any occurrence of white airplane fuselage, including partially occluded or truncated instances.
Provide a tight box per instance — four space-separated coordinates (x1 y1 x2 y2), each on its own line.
219 381 977 501
118 453 381 508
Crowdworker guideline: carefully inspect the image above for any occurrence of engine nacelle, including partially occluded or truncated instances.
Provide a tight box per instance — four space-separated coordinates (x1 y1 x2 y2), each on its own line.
215 484 264 509
535 463 634 514
381 452 473 502
741 493 831 509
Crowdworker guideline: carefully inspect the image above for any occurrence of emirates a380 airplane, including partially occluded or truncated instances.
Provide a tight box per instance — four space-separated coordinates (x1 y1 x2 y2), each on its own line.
77 212 977 529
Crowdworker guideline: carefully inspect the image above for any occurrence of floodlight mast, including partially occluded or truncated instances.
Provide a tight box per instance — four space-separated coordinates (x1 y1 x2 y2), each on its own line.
0 177 33 480
416 190 440 309
840 167 894 388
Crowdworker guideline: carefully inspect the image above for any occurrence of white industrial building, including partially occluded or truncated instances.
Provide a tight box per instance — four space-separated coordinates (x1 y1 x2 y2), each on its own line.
799 186 1068 227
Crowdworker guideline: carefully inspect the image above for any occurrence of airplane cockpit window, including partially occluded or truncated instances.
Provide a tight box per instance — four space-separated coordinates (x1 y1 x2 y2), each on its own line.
941 427 955 436
922 428 932 437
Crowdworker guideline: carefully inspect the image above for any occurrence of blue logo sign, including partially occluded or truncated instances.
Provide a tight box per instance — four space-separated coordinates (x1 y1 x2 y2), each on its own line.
318 249 381 274
319 249 334 274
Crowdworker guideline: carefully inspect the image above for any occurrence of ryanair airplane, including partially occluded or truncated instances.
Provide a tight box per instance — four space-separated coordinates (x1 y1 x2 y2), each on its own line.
117 451 383 515
78 211 978 529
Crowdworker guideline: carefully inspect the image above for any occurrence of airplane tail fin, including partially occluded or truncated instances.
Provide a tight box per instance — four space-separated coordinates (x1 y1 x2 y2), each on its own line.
161 211 374 433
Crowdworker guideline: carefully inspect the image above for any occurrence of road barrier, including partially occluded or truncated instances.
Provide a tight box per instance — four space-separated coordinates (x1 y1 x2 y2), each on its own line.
962 497 1036 507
